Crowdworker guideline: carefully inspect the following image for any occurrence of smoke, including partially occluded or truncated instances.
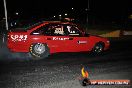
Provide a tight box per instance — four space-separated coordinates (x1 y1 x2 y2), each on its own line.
0 41 32 62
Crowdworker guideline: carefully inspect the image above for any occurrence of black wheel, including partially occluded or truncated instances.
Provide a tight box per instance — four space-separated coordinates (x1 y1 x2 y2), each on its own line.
29 43 50 60
92 43 104 55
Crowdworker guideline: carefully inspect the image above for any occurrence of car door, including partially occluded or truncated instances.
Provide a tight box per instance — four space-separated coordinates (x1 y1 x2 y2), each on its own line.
45 24 69 53
64 25 90 52
30 23 67 53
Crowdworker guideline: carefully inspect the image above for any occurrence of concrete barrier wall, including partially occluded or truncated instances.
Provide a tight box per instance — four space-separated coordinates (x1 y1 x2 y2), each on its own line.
123 31 132 35
99 30 132 37
99 30 121 37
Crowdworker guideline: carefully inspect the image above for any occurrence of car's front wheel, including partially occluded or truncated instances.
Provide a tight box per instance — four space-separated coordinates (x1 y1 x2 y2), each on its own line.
92 43 104 55
29 43 50 60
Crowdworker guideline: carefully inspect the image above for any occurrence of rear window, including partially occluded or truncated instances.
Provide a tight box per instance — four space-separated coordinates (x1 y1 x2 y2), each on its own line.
9 20 43 32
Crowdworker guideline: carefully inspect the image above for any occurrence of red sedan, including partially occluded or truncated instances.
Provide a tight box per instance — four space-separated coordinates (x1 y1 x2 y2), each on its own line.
7 21 110 59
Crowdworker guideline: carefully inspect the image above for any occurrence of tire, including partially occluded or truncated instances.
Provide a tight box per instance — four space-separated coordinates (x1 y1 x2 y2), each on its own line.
29 43 50 60
92 43 104 55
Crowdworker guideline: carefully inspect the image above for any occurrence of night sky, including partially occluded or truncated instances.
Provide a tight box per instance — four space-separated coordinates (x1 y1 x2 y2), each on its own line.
0 0 132 22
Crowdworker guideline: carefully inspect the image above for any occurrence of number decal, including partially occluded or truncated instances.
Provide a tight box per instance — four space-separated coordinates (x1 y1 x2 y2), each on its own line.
11 35 28 42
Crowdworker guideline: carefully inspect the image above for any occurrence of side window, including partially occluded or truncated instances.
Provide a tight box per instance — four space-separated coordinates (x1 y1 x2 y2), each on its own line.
30 24 65 36
65 25 82 36
48 25 64 36
30 25 48 35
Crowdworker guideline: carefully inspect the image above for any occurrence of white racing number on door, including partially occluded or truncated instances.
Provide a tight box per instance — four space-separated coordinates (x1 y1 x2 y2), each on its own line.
11 35 28 42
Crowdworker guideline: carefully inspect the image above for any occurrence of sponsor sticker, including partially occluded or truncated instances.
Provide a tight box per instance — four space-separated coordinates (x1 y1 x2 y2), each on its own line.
78 41 87 44
52 37 69 40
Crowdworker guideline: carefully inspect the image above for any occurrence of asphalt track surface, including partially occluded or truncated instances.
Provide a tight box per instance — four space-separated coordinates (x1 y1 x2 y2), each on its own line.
0 37 132 88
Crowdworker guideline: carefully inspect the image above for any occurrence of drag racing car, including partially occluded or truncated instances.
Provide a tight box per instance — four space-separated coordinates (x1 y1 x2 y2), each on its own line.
7 21 110 59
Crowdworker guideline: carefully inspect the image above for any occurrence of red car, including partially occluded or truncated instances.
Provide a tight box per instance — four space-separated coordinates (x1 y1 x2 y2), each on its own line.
7 21 110 59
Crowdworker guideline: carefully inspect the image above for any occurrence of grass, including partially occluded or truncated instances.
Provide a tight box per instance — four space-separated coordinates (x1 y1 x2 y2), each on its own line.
81 24 124 35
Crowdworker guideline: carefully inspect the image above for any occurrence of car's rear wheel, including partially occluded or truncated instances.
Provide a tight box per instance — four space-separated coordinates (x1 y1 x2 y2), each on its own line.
29 43 50 60
92 43 104 55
